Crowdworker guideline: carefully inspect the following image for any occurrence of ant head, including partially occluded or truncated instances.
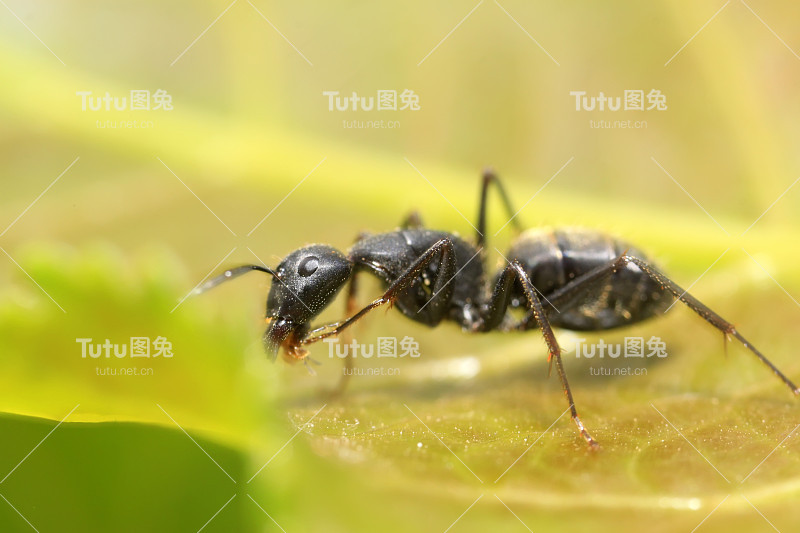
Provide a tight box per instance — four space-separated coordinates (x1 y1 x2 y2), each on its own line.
263 244 352 360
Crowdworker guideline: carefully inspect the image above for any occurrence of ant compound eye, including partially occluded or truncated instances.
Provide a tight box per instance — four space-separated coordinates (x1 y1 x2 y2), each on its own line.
298 256 319 277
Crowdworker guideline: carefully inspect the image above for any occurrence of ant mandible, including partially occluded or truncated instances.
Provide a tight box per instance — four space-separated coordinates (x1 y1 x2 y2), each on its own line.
197 170 798 448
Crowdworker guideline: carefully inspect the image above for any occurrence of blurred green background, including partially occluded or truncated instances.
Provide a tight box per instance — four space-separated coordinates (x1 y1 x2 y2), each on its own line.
1 1 799 531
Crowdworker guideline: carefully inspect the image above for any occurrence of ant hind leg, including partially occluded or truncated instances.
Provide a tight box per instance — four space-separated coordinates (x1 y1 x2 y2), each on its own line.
530 253 799 395
620 255 799 395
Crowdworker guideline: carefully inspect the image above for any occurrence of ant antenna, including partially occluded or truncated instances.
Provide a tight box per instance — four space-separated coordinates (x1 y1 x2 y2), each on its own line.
192 265 277 296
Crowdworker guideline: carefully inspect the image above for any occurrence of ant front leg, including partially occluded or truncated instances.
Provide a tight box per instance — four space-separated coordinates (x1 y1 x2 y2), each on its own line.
479 260 599 448
302 237 457 344
329 231 373 397
327 271 361 398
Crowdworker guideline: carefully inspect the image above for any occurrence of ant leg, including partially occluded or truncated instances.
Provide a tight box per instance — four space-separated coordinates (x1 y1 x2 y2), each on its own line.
479 260 599 448
527 259 622 317
330 232 373 396
621 255 799 395
476 169 522 248
330 271 361 397
530 254 799 395
400 210 424 229
302 238 457 345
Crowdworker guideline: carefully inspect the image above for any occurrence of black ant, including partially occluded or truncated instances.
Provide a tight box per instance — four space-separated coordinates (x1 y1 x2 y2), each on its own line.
197 170 798 448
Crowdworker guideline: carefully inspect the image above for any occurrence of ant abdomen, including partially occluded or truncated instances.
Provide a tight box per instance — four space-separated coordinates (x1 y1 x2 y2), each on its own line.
507 227 672 330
